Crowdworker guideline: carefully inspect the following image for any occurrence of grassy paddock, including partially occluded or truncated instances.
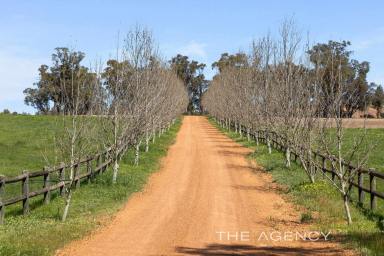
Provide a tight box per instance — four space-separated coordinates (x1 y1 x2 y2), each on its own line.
0 114 57 176
0 114 181 256
323 128 384 171
209 117 384 256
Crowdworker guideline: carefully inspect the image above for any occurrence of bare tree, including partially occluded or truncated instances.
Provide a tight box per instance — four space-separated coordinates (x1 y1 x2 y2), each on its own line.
203 20 373 224
53 51 100 222
315 52 372 224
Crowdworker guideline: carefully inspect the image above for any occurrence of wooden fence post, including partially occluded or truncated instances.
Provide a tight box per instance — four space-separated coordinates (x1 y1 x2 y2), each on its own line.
272 133 276 148
43 167 50 204
59 162 65 196
322 156 326 178
0 175 5 224
22 170 29 215
260 130 267 144
358 172 364 205
87 158 93 184
96 154 101 173
313 153 317 173
74 163 80 189
369 169 377 210
104 151 109 171
102 152 107 172
347 166 353 193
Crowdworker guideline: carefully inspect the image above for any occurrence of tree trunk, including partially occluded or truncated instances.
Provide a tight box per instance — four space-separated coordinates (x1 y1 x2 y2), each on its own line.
239 124 242 137
62 188 72 222
267 137 272 154
134 140 142 166
308 166 315 183
343 193 352 224
145 131 149 152
112 109 119 183
285 146 291 168
112 160 119 184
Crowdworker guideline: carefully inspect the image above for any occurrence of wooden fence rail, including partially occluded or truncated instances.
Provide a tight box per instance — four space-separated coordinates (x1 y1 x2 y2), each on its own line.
0 143 128 224
0 119 177 224
219 119 384 211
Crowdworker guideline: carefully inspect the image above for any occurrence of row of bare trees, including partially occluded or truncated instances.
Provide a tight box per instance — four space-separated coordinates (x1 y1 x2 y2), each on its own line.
202 20 372 224
49 26 188 221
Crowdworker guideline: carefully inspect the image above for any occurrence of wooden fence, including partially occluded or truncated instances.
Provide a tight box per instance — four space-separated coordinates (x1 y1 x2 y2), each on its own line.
0 143 128 224
219 119 384 211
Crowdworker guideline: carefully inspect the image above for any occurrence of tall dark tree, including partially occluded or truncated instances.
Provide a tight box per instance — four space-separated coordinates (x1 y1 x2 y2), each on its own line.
170 54 206 113
212 52 249 73
308 41 370 117
23 65 51 114
344 60 370 117
24 48 98 114
371 83 384 118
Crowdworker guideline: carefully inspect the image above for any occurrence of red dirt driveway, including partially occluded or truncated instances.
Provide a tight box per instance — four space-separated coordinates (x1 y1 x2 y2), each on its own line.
57 116 354 256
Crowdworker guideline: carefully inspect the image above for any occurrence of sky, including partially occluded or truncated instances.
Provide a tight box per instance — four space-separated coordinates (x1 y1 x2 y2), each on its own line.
1 0 383 113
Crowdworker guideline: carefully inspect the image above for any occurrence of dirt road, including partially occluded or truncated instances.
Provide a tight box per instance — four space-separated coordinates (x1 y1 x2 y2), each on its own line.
57 116 352 256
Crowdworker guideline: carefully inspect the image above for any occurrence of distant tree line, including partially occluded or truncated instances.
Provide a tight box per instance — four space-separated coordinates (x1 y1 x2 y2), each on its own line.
1 109 30 115
210 42 384 118
24 52 207 115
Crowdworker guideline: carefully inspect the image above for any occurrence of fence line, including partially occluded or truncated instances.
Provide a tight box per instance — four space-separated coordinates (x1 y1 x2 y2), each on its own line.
218 118 384 211
0 118 179 225
0 142 130 224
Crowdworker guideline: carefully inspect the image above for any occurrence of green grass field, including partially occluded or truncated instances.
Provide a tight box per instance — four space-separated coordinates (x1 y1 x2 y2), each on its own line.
341 128 384 171
0 114 57 176
210 118 384 256
0 114 181 256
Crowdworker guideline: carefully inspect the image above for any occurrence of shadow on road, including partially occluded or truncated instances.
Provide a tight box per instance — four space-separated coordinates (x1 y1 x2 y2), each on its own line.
175 243 345 256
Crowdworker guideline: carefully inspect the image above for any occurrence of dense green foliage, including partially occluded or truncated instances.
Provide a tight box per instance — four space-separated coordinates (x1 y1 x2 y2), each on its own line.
169 54 207 113
212 52 248 73
23 48 98 114
308 40 370 117
371 84 384 118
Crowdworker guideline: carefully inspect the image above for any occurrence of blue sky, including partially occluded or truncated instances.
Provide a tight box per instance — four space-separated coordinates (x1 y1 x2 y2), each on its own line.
1 0 383 113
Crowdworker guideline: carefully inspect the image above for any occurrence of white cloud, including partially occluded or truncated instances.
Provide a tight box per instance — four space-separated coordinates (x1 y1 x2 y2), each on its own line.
178 41 207 59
